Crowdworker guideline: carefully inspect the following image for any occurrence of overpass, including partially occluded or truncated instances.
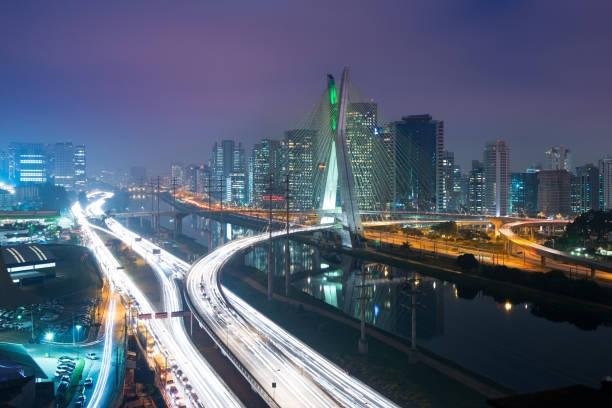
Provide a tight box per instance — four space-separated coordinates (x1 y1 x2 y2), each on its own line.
499 219 612 277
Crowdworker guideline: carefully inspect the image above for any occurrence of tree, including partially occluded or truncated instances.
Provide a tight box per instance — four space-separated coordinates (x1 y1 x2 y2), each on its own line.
456 253 479 271
431 221 458 236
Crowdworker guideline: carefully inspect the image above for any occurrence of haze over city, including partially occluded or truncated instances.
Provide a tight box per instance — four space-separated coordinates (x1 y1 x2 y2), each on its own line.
2 2 612 408
2 0 611 173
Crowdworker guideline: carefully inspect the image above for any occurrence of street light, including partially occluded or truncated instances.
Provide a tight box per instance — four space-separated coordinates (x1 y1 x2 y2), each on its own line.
74 324 83 357
45 331 54 357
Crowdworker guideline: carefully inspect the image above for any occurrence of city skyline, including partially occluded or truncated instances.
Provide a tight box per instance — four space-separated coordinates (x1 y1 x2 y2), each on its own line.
2 1 612 174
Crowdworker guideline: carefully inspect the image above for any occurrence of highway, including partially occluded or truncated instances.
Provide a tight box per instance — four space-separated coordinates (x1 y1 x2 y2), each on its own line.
103 200 399 407
186 228 400 408
105 217 243 408
76 194 243 408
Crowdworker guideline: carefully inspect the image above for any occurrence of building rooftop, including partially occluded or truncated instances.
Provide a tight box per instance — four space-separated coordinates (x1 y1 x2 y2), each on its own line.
0 244 55 267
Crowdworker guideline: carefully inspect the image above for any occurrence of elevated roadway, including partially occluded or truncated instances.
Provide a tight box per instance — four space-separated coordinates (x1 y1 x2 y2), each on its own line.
499 219 612 277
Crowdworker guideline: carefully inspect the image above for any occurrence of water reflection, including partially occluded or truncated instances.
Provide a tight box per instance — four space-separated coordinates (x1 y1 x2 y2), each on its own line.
244 240 612 393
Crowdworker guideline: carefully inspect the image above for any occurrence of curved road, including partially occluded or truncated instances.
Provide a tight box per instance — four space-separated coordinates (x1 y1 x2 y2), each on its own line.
186 228 401 408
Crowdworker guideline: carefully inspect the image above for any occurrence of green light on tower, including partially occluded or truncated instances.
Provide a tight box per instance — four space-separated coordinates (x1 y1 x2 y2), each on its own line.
327 74 338 132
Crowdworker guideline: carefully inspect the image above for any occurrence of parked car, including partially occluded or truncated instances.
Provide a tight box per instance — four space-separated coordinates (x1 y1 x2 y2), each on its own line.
86 352 97 360
83 377 93 387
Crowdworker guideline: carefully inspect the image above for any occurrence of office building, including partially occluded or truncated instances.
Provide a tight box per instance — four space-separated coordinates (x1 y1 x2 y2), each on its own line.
571 163 600 214
510 172 539 216
346 102 378 210
48 142 75 190
483 140 510 216
9 143 47 185
251 139 283 207
73 145 86 191
537 170 571 216
211 140 246 204
0 150 10 182
284 129 315 210
599 156 612 210
386 114 444 211
545 146 572 173
129 166 147 186
467 160 486 214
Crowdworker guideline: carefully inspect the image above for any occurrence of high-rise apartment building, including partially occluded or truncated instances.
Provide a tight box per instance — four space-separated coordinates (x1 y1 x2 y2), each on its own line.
439 151 457 212
537 170 571 215
251 139 282 207
510 171 539 216
599 156 612 210
386 114 444 211
483 140 510 216
74 145 86 191
170 163 184 190
284 129 315 210
467 160 486 214
545 146 572 173
571 163 600 214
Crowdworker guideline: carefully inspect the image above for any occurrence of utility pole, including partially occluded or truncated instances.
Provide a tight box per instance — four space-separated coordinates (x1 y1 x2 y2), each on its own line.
156 176 161 237
285 173 290 296
207 172 213 252
267 172 274 301
357 263 370 354
220 175 225 245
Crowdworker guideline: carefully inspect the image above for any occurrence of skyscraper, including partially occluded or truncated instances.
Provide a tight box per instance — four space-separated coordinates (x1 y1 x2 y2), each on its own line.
510 171 539 216
439 151 456 212
0 150 10 183
483 140 510 216
74 145 86 191
467 160 486 214
537 170 571 216
251 139 282 207
545 146 572 173
211 140 246 204
49 142 75 190
600 156 612 210
386 114 444 211
9 143 47 185
571 163 600 214
284 129 315 210
346 102 377 210
171 163 184 190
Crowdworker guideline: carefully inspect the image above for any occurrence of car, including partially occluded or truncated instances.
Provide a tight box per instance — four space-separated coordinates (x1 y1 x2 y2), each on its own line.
76 394 86 404
61 375 71 383
57 382 68 393
59 360 76 367
86 352 98 360
168 385 178 395
55 370 68 377
58 364 74 371
74 402 83 408
83 377 93 387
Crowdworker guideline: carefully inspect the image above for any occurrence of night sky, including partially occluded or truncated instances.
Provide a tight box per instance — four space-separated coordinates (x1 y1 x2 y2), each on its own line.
1 0 611 174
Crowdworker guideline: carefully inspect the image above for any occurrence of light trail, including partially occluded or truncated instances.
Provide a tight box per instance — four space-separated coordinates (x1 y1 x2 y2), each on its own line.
72 197 118 408
104 219 242 408
100 192 400 406
75 194 243 408
185 228 401 408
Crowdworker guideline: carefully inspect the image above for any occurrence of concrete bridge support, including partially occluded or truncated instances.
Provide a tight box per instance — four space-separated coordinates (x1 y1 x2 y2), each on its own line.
173 213 187 238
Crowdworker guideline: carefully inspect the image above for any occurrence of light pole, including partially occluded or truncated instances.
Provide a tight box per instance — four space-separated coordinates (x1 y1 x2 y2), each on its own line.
74 324 83 357
45 331 54 357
